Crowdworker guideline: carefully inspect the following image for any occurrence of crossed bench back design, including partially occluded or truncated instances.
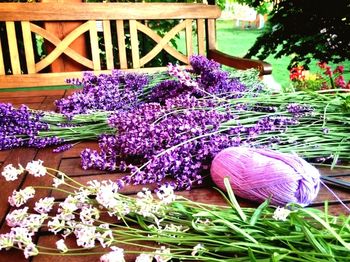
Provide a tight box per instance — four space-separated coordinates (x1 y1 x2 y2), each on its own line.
0 3 270 89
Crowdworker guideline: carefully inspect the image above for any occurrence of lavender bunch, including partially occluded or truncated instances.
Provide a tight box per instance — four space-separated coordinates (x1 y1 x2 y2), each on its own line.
148 56 265 103
81 88 350 189
0 103 114 151
56 70 169 117
0 103 62 150
80 93 312 189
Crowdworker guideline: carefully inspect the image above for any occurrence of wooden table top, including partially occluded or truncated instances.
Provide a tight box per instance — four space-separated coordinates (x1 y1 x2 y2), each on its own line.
0 89 349 261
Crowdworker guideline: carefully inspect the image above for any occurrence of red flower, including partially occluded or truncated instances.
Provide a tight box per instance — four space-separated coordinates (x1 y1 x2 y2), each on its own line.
289 66 305 81
324 66 333 77
317 61 328 69
333 65 344 74
335 75 346 88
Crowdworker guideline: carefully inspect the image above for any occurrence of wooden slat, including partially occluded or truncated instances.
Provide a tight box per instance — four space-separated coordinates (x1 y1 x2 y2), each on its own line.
30 23 93 70
137 20 188 66
129 19 140 69
89 20 101 71
197 18 205 56
102 20 114 70
207 18 216 50
185 19 193 62
0 3 221 21
0 66 191 88
116 20 127 69
5 22 21 75
21 21 36 74
0 37 5 75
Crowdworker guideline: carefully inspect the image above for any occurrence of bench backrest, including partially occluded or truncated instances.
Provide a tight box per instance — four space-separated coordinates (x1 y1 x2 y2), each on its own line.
0 3 221 89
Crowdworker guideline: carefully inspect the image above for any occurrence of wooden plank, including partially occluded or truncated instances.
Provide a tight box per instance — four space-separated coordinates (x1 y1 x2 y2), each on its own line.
197 18 205 56
0 89 66 98
207 19 216 50
116 20 127 69
129 20 140 69
89 20 101 71
20 148 63 209
0 38 5 75
0 148 37 224
0 3 221 21
5 22 21 75
0 96 45 104
185 19 193 62
0 66 192 88
102 20 114 70
21 21 36 74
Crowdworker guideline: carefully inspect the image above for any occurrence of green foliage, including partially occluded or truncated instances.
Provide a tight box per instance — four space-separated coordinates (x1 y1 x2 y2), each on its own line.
241 0 350 68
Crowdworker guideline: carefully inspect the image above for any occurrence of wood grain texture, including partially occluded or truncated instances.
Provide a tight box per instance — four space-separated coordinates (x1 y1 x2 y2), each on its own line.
89 20 101 71
0 3 221 21
129 19 140 69
21 21 36 74
116 20 128 69
6 22 21 75
103 20 114 70
197 18 205 56
185 19 193 62
0 39 5 75
207 19 216 50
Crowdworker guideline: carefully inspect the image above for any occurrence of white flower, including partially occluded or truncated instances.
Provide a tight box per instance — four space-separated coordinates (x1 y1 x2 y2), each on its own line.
80 205 100 225
23 214 48 233
56 239 68 253
97 229 114 248
53 172 65 188
1 164 24 181
34 197 55 214
6 207 29 227
10 227 33 249
154 246 171 262
23 243 39 258
273 207 291 221
8 187 35 207
156 185 176 204
95 180 130 218
100 246 125 262
25 160 47 177
191 244 205 256
57 195 79 221
74 224 97 248
135 253 153 262
48 217 66 234
0 233 14 250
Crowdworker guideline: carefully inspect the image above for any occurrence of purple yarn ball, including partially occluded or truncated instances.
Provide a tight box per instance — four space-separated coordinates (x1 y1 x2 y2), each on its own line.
210 147 320 206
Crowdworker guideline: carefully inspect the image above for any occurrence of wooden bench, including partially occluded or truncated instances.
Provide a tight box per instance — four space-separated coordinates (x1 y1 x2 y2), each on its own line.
0 2 271 89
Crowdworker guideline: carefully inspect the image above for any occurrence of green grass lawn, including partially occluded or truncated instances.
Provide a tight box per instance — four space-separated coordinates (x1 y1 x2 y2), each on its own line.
216 20 350 89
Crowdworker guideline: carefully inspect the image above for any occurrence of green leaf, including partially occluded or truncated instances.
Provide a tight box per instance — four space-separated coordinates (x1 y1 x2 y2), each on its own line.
250 199 269 226
223 177 247 222
301 209 350 250
214 219 258 244
248 247 257 262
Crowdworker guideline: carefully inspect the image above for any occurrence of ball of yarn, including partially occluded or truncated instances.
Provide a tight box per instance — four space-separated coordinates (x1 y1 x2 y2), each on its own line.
210 147 320 206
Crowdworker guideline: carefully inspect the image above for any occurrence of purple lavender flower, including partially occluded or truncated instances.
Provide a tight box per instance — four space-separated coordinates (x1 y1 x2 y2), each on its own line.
56 70 150 116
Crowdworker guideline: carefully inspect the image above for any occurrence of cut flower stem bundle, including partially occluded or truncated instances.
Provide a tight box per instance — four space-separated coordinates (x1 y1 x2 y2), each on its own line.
1 161 349 261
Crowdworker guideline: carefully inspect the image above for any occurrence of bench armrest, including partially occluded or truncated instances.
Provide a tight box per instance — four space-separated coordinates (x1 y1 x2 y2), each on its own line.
207 49 272 76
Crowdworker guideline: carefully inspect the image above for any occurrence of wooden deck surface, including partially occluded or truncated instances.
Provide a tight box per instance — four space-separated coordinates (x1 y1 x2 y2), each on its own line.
0 90 349 261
